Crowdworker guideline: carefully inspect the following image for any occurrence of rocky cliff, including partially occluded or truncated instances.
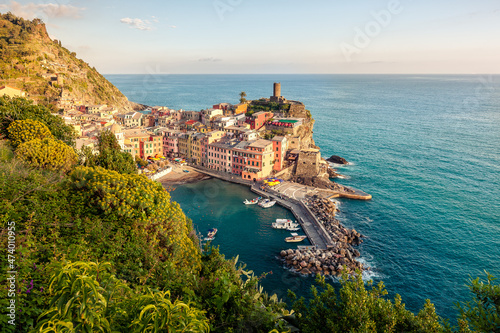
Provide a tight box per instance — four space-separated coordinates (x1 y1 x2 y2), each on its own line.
0 13 138 111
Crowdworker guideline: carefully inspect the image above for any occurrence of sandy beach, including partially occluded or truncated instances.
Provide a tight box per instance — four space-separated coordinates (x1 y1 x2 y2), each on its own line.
158 164 211 186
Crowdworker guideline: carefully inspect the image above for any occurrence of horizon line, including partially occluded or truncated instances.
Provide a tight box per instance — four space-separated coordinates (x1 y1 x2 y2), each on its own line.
103 73 500 76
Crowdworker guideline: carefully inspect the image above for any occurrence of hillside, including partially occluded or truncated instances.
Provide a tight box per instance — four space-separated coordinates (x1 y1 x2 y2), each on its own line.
0 13 138 111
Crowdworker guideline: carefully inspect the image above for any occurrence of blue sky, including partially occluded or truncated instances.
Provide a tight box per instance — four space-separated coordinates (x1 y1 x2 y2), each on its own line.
1 0 499 74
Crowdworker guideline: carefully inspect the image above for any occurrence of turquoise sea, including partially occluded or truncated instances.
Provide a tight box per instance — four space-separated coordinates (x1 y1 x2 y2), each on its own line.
106 74 500 320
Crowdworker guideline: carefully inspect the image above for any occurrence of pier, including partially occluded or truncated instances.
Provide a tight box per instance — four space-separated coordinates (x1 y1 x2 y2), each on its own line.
189 165 357 250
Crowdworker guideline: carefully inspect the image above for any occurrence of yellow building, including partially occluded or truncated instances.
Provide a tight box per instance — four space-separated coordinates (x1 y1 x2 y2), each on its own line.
0 86 26 98
233 103 248 115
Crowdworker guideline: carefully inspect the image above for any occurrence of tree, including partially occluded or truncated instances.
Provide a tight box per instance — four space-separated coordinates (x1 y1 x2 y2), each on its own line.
239 91 247 104
135 155 148 168
456 272 500 332
16 137 77 172
7 119 53 147
0 96 75 146
80 129 136 174
289 273 446 333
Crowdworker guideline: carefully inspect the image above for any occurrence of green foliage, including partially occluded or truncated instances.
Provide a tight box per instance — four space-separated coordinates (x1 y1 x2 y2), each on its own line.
456 272 500 332
7 119 53 147
135 155 148 168
0 140 14 162
79 129 137 174
194 247 289 332
36 261 121 332
239 91 247 104
68 166 202 279
35 261 209 333
289 273 446 333
0 96 75 146
16 137 77 172
129 289 209 332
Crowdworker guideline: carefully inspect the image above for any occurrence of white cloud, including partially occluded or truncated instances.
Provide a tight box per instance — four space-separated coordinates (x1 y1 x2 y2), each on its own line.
1 1 85 19
169 25 177 29
120 17 153 31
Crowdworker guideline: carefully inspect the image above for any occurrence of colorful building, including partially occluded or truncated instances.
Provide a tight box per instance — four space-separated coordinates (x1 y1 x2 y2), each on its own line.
272 136 288 172
246 111 273 130
241 139 273 181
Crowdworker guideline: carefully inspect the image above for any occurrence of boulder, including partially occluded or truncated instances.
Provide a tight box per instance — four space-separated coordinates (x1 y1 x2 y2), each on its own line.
327 155 348 165
301 268 311 275
300 261 308 268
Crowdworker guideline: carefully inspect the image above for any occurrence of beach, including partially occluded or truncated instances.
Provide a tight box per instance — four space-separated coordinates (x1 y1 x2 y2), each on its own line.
158 164 211 186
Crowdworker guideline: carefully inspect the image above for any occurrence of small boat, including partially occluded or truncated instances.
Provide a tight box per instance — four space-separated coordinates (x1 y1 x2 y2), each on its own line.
207 228 217 238
183 169 190 173
258 199 276 208
285 233 307 243
272 219 299 230
243 197 261 205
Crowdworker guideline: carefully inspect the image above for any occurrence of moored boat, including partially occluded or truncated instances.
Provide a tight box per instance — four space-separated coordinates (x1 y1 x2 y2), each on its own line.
272 219 300 230
243 197 261 205
258 199 276 208
285 233 307 243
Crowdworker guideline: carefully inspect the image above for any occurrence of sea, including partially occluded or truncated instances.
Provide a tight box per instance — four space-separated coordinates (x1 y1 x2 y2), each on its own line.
105 74 500 321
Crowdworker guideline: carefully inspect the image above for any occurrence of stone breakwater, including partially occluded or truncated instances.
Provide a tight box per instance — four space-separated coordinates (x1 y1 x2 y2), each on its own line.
305 196 363 246
279 195 365 276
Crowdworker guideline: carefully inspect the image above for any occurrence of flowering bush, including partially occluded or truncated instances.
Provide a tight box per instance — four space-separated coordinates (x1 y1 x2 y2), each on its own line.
16 137 77 172
7 119 53 147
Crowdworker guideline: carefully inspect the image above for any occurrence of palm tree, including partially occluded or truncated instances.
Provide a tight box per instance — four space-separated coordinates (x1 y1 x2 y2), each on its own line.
239 91 247 104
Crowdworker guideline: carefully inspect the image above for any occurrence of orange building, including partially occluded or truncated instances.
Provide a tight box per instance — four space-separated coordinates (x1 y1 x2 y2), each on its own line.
272 136 288 172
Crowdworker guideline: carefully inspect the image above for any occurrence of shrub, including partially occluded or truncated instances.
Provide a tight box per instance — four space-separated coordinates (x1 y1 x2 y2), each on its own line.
7 119 53 147
16 137 77 171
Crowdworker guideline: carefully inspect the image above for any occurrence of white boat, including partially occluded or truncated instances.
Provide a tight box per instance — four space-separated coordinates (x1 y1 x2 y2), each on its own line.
272 219 300 230
285 233 307 243
258 199 276 208
244 197 261 205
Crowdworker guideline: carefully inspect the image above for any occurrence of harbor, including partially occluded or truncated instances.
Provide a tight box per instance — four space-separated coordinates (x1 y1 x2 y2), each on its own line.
180 165 368 276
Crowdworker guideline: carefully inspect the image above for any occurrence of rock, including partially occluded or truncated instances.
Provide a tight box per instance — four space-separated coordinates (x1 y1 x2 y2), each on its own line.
280 250 287 257
300 261 308 268
301 268 311 275
327 155 348 164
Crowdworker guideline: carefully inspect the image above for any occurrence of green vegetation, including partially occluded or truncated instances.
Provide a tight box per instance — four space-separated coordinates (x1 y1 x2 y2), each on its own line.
0 13 132 110
456 272 500 332
0 96 75 146
78 129 136 174
6 119 53 147
239 91 247 104
16 137 77 172
263 129 286 140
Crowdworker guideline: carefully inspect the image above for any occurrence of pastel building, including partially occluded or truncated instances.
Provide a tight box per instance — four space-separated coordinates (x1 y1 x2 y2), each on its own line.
200 130 225 166
163 130 181 157
241 139 274 181
272 136 288 172
207 140 235 173
246 111 273 130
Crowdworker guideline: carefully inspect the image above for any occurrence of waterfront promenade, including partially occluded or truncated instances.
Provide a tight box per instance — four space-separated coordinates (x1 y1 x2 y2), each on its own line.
189 165 337 250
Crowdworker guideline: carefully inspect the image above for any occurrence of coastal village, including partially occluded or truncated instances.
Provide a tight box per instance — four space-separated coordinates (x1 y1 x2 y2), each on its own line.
2 81 372 277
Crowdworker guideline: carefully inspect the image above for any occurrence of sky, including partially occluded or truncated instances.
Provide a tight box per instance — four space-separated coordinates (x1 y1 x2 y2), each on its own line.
1 0 499 74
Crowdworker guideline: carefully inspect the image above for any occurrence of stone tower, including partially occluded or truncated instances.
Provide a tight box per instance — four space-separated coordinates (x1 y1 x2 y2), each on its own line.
271 82 286 103
273 82 281 97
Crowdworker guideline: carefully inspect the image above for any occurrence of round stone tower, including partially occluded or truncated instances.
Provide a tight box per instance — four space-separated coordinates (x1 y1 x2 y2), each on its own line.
273 82 281 97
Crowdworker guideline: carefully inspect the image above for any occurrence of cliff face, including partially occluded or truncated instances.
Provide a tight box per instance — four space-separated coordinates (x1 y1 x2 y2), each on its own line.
295 119 318 149
0 13 135 111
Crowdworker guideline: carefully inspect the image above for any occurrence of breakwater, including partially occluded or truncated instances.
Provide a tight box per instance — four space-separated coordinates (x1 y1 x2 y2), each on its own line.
191 165 367 276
